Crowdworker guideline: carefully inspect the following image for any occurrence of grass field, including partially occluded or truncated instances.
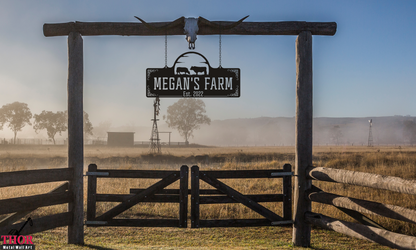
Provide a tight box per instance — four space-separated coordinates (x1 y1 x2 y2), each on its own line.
0 144 415 249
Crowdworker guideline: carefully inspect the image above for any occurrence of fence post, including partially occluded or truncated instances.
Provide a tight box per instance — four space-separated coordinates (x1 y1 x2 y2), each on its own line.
191 165 200 228
67 31 84 245
179 165 189 228
283 164 292 221
87 164 97 222
292 30 313 247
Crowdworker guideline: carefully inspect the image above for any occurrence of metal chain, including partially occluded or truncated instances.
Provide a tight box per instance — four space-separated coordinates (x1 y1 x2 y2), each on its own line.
219 22 222 68
165 29 167 67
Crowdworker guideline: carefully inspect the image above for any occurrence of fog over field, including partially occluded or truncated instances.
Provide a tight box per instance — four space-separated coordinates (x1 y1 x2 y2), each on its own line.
1 115 414 146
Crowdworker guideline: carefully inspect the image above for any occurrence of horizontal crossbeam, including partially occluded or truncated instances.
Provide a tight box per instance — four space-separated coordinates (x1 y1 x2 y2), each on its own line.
44 21 336 37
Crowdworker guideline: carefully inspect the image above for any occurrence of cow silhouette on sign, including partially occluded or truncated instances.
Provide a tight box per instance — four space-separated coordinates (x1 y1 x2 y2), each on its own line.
176 67 190 75
191 66 206 75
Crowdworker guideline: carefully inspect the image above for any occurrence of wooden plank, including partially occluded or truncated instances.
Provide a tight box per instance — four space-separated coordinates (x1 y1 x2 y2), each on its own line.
0 212 73 235
283 164 292 221
191 166 200 228
43 21 337 37
95 173 179 221
305 212 416 250
308 167 416 195
179 165 188 228
308 191 416 224
0 191 72 215
95 169 179 179
67 31 84 245
87 219 179 227
96 194 180 203
199 219 276 228
0 168 73 188
292 30 313 247
87 164 97 221
200 169 287 179
199 194 284 204
200 172 283 221
0 182 69 226
130 188 223 195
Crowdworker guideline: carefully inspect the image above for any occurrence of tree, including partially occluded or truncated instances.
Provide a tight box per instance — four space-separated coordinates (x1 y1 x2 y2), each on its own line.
164 98 210 144
64 110 94 139
83 111 94 139
0 102 32 144
33 110 67 144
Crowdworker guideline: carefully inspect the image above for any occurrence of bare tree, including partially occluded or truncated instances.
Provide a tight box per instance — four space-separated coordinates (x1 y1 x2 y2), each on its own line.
0 102 32 144
164 98 210 145
33 110 67 144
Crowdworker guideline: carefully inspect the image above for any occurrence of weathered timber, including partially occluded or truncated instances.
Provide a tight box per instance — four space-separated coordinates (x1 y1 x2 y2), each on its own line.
0 182 69 226
305 212 416 250
200 172 283 221
95 173 179 221
0 168 72 188
199 219 291 228
67 31 84 245
87 219 179 227
293 30 313 247
308 167 416 195
0 191 72 215
199 169 288 179
96 194 180 203
0 212 73 235
130 188 223 195
191 166 200 228
87 164 97 221
283 164 292 221
43 21 336 37
308 191 416 224
179 165 188 228
93 169 179 178
199 194 284 204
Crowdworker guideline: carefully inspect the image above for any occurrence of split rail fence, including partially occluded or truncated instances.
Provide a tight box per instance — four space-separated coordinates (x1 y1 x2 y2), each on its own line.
305 166 416 250
0 168 75 235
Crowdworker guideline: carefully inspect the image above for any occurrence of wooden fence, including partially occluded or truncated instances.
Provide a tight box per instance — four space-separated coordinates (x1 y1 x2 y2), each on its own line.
305 166 416 250
0 168 75 235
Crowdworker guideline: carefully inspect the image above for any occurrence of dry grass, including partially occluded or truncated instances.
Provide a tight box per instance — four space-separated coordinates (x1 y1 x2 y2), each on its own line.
0 145 415 249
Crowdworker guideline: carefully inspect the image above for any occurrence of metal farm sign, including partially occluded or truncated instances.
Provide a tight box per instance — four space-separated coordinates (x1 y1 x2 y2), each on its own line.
146 52 240 98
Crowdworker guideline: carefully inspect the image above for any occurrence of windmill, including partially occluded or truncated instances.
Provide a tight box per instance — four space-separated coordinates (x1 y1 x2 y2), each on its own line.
368 119 373 147
149 97 161 154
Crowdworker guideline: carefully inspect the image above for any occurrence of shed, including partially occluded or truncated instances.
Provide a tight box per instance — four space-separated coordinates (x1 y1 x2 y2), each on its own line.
107 132 135 147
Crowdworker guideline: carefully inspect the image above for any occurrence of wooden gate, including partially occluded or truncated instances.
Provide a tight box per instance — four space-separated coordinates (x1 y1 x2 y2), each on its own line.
86 164 188 228
190 164 293 228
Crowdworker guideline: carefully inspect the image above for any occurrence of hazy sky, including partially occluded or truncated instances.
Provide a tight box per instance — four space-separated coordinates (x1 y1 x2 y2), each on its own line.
0 0 415 133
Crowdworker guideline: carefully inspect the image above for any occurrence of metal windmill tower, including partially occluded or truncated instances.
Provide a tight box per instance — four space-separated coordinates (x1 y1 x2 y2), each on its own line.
368 119 373 147
149 97 161 154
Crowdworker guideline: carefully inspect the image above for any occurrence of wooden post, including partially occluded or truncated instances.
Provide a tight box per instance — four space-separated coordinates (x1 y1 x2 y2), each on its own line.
292 30 312 247
67 31 84 245
283 164 292 221
191 166 200 228
87 164 97 222
179 165 188 228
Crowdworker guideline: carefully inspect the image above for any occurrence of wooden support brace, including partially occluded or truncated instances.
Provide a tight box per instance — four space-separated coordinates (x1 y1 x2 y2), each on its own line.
200 172 283 221
95 172 179 221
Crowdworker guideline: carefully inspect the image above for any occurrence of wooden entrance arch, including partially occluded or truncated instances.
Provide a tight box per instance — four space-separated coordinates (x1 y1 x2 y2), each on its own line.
43 19 336 246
